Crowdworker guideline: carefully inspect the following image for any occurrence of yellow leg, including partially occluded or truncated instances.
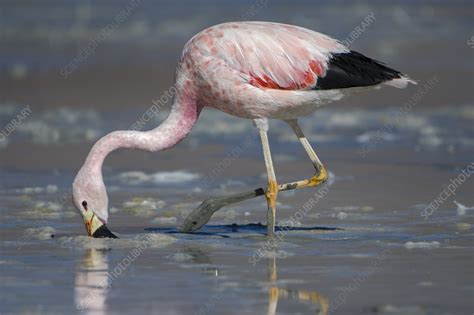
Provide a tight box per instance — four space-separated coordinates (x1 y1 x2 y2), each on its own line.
277 166 328 192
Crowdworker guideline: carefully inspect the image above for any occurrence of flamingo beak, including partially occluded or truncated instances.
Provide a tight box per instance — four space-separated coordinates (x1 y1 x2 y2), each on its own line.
92 224 118 238
83 211 118 238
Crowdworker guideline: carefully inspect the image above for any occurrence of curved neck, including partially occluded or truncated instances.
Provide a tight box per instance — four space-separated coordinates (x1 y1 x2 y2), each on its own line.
83 90 202 174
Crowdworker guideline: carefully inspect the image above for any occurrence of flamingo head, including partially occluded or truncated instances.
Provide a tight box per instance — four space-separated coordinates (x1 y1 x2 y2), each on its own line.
72 167 118 238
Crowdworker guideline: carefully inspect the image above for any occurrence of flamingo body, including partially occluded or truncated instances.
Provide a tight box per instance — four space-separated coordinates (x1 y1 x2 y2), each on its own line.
181 21 412 119
72 21 414 237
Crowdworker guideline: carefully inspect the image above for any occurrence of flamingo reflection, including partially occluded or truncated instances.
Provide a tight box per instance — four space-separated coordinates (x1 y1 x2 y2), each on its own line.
74 249 110 315
267 257 329 315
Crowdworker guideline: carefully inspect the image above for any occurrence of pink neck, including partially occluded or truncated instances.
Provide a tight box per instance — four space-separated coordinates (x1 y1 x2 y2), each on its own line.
83 90 202 173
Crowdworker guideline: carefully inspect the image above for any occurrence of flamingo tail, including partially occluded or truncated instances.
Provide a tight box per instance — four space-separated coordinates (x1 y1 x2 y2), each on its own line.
316 50 415 90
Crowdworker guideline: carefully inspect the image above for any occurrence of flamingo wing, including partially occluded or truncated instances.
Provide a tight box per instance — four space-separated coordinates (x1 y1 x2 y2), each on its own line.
192 22 405 91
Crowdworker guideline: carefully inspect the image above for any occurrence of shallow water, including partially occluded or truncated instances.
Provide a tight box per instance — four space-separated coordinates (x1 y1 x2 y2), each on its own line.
1 1 474 314
1 139 473 314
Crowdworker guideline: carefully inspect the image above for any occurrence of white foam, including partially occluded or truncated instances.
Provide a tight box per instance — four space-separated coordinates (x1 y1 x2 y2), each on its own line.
404 241 440 249
167 253 194 262
0 138 8 149
384 76 417 88
24 226 56 240
417 281 434 287
45 185 58 193
217 179 247 190
419 134 443 147
329 211 349 220
116 171 151 185
278 219 301 227
327 112 365 128
356 131 397 143
15 107 102 145
109 206 119 214
115 170 200 185
333 206 358 211
257 250 293 259
213 209 239 220
8 61 29 77
33 201 62 212
11 184 58 195
21 200 76 219
455 222 471 231
326 171 336 186
0 104 17 115
122 198 166 217
151 216 177 225
151 171 200 184
375 304 425 315
18 121 61 144
454 200 474 216
336 212 348 220
332 205 374 212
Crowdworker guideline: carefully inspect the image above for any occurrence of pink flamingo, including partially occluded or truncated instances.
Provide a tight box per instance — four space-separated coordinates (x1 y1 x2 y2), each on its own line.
72 21 414 238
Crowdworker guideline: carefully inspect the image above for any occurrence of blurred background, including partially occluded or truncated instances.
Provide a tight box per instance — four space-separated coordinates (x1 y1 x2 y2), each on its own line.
1 0 472 172
1 1 473 314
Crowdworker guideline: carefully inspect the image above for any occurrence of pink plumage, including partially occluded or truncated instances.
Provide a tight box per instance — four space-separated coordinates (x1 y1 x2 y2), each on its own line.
177 21 414 119
187 22 345 89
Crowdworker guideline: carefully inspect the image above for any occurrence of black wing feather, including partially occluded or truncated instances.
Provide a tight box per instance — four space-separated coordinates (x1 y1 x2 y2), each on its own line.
315 50 402 90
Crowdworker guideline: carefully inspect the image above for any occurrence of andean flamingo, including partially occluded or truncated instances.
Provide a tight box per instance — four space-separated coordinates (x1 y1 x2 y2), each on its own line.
72 21 415 238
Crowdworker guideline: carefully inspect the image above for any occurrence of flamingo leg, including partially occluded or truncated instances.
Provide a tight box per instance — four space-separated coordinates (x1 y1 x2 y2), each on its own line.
259 128 278 238
180 120 328 234
283 119 328 187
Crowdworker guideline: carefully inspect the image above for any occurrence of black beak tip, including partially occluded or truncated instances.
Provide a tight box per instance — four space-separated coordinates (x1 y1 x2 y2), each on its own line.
92 225 119 239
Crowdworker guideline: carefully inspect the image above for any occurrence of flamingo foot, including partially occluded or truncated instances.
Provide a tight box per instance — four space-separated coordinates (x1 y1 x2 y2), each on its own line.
179 198 223 233
179 189 264 233
179 168 328 234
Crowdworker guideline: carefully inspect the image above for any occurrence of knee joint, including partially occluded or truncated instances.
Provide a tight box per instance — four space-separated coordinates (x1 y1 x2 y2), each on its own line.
265 180 278 201
310 166 328 185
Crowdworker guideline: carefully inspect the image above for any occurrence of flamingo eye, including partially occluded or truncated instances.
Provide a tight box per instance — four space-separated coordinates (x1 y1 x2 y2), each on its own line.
82 200 88 210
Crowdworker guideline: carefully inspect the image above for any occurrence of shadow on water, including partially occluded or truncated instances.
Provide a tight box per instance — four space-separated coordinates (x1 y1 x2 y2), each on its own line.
146 223 342 237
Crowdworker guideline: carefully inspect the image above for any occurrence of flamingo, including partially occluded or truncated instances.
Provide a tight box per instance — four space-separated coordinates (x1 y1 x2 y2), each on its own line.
72 21 415 238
